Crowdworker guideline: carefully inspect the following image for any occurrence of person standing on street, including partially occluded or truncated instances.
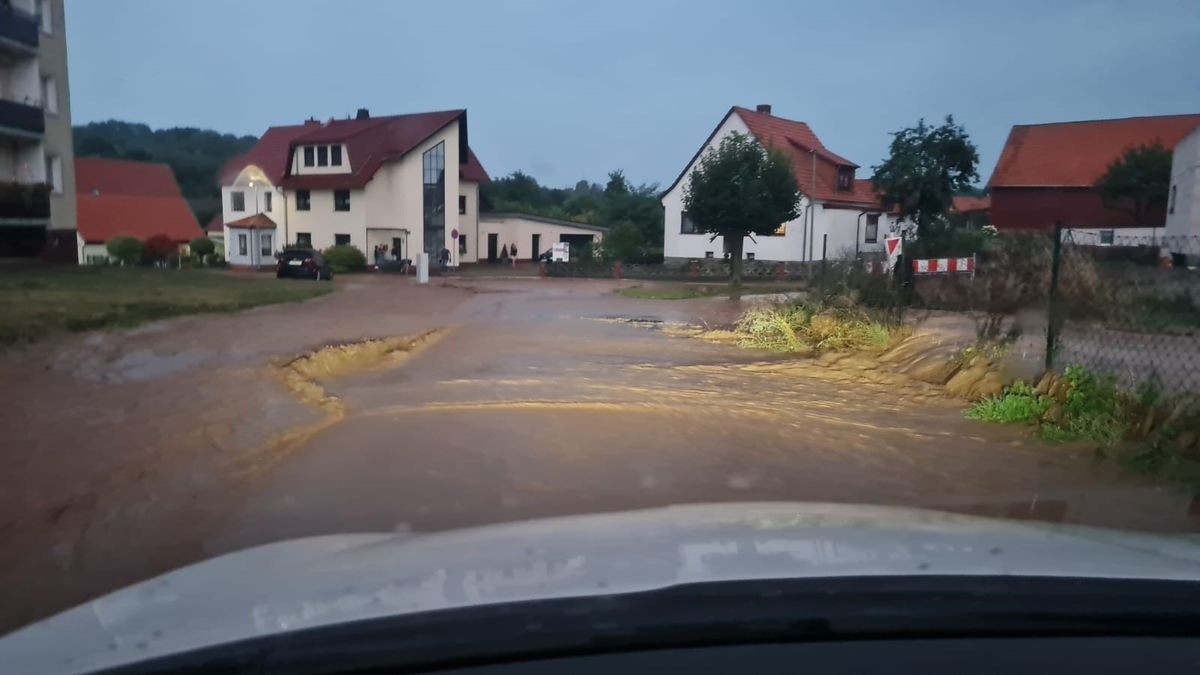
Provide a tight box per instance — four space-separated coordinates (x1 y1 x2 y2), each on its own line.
509 242 518 268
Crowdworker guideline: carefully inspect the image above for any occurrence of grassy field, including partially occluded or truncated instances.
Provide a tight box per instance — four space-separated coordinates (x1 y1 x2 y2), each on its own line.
0 266 333 347
615 284 805 300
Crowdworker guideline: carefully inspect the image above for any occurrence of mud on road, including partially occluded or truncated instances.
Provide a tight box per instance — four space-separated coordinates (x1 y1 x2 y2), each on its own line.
1 274 1196 634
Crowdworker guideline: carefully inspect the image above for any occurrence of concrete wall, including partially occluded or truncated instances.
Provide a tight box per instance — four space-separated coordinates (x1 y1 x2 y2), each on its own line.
40 0 75 235
1165 126 1200 247
478 214 603 261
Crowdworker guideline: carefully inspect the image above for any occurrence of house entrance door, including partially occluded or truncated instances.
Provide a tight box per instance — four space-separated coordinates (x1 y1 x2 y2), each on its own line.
487 233 499 262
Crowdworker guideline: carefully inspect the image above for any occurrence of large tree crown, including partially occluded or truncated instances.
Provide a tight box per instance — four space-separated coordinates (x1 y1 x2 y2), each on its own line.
681 132 803 237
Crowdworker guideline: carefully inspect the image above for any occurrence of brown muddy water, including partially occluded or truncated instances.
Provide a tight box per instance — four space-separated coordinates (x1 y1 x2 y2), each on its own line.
0 275 1196 634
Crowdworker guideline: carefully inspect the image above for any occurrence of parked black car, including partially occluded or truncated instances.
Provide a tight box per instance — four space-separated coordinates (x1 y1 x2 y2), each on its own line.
277 249 333 280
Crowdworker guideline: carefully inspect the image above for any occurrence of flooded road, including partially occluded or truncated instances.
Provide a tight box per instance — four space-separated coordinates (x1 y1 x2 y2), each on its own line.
0 275 1194 634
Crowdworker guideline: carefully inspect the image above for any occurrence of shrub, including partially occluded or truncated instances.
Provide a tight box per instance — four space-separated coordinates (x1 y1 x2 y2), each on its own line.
189 236 215 258
105 236 144 266
322 244 368 272
736 300 902 354
143 234 178 264
966 381 1051 424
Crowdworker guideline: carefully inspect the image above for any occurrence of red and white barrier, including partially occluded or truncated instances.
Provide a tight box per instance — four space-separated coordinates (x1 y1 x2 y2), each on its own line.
912 255 975 275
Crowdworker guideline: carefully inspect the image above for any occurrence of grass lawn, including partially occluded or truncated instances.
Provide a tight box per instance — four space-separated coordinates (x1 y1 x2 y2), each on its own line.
615 283 805 300
0 266 333 347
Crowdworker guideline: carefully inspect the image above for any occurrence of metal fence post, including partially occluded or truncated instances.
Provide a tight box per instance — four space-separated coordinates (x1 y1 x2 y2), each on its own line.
1044 221 1064 371
820 234 828 280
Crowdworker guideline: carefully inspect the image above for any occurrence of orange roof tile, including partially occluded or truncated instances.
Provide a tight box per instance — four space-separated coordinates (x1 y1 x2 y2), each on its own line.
74 158 201 244
951 195 990 213
989 114 1200 188
226 213 277 229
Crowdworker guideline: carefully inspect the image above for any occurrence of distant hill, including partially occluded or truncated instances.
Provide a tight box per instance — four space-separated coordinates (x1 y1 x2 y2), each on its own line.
73 120 258 226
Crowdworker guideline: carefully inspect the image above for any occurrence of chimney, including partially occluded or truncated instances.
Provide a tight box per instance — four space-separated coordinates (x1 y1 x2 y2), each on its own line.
356 108 370 120
756 104 772 115
304 117 320 126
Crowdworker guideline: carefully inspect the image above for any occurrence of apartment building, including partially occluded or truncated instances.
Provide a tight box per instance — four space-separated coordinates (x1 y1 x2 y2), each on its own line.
0 0 76 260
217 108 488 267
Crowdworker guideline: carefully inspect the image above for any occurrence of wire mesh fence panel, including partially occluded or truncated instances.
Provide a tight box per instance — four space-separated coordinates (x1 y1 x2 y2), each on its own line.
1050 231 1200 395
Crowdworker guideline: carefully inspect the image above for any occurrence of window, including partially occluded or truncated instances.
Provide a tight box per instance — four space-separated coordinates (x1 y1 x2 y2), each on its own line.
704 251 714 259
42 77 57 115
681 212 697 234
746 252 755 260
260 233 273 257
317 146 329 167
330 145 342 166
263 192 272 212
334 189 351 211
1099 229 1115 245
1170 185 1177 214
422 142 446 256
231 191 245 212
296 232 312 247
459 235 467 255
303 147 314 167
459 195 467 215
864 214 880 243
296 189 311 211
836 167 853 191
39 0 51 33
238 234 248 256
44 155 62 193
335 234 350 246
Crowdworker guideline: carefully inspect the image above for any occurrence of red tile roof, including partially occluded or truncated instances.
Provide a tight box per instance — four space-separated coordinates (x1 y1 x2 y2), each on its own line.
989 114 1200 188
205 213 223 233
951 195 990 213
461 148 489 183
75 158 201 244
220 110 488 191
663 106 882 209
226 213 277 229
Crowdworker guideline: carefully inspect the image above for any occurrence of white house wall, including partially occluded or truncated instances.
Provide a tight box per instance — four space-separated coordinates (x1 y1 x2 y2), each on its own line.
1165 126 1200 246
459 180 479 263
478 215 604 260
662 110 894 263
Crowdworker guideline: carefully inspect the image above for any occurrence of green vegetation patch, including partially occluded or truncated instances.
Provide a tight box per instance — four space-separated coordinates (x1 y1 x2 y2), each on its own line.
734 300 905 355
0 267 332 347
615 284 802 300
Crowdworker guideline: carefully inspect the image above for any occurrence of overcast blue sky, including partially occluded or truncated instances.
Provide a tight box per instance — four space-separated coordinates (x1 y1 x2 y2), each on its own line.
66 0 1200 189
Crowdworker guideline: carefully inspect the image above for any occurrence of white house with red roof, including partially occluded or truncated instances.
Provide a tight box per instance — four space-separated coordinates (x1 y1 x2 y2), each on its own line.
217 108 488 268
662 105 903 263
74 158 201 264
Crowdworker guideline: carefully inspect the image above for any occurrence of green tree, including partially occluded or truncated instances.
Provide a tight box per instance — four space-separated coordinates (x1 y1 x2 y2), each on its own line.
189 236 215 258
600 221 646 262
1095 141 1172 224
872 116 979 253
105 236 144 266
682 132 802 286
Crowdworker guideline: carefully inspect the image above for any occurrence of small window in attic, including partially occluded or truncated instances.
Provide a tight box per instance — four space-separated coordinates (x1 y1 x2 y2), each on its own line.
837 167 853 192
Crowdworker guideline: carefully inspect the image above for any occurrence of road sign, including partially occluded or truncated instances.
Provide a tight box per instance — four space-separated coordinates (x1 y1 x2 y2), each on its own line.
451 229 459 239
885 236 903 269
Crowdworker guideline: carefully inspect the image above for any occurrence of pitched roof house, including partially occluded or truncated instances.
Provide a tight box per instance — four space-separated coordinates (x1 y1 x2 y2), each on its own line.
74 158 201 264
662 105 902 263
988 114 1200 235
217 108 489 267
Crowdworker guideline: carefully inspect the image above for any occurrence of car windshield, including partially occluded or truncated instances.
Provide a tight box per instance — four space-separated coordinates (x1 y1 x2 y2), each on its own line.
3 0 1200 656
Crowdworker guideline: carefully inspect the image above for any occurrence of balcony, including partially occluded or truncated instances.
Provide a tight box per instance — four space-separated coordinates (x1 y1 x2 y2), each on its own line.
0 181 50 223
0 98 44 139
0 6 39 55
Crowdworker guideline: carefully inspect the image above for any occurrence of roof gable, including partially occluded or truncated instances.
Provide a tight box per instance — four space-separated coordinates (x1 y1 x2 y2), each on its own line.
988 114 1200 188
75 158 200 243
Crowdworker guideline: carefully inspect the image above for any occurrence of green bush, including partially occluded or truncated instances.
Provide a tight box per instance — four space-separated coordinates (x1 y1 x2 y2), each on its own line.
965 381 1051 424
105 236 144 266
322 244 367 272
189 236 215 258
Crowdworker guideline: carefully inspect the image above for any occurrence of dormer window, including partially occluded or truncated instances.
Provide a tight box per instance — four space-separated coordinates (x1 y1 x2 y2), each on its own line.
303 147 314 167
836 167 853 192
331 145 342 166
317 146 328 167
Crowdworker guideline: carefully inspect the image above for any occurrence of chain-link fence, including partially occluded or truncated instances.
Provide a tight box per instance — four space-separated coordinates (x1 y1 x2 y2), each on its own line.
1048 230 1200 396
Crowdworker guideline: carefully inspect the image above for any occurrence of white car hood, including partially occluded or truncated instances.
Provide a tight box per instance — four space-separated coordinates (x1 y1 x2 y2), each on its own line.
5 502 1200 674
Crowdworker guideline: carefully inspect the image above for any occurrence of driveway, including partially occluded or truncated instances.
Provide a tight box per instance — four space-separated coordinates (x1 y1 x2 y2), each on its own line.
1 274 1195 634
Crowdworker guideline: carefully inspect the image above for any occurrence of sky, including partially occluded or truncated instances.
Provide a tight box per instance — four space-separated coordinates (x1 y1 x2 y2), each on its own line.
65 0 1200 189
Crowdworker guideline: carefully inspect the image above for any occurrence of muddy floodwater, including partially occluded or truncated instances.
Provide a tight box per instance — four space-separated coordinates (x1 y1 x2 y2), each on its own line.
1 274 1196 634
